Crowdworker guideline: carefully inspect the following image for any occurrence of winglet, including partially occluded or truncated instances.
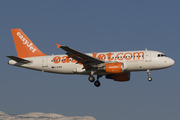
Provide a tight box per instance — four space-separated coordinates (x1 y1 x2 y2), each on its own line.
56 43 61 49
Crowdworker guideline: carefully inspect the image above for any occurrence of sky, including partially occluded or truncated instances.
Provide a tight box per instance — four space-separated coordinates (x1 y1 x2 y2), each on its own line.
0 0 180 120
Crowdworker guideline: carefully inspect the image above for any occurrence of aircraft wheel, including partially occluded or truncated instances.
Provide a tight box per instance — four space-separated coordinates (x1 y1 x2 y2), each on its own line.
94 80 101 87
148 77 152 81
88 76 95 82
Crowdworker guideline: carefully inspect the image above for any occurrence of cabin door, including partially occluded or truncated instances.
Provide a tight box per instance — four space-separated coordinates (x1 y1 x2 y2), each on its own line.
42 57 48 67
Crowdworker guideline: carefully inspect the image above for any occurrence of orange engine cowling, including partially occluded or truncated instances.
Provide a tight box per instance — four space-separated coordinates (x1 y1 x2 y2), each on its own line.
105 62 124 74
106 72 130 82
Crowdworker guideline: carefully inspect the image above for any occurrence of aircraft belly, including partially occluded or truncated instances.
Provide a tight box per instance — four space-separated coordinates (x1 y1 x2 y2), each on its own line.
126 62 138 71
137 62 151 70
49 63 82 74
126 61 152 71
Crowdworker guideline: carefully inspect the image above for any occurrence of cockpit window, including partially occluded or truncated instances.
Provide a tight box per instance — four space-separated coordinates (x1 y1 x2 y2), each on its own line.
157 54 166 57
161 54 166 57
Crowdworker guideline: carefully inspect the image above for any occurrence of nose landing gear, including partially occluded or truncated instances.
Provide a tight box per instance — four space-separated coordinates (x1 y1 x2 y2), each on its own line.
147 69 152 81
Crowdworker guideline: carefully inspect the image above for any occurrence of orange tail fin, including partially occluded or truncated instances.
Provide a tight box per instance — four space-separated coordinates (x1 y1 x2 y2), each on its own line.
11 28 46 58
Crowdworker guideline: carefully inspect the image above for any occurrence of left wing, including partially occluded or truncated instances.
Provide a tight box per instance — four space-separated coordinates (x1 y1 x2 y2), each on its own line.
56 43 104 68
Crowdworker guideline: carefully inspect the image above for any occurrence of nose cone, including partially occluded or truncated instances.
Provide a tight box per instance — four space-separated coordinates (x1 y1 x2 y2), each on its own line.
165 58 175 68
169 58 175 66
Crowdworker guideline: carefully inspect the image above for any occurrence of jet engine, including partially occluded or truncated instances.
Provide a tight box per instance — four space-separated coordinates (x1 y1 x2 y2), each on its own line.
105 62 125 74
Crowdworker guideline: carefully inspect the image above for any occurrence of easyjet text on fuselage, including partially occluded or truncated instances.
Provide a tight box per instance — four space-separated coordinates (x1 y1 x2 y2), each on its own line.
52 52 145 64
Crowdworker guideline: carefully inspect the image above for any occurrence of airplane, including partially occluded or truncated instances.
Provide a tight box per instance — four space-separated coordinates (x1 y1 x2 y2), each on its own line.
7 28 175 87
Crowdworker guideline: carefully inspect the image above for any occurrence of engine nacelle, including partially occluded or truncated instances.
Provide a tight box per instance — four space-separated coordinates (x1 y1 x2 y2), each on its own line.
106 72 130 82
105 62 124 74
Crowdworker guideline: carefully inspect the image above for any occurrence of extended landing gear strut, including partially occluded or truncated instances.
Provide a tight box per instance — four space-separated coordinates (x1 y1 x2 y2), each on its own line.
88 74 102 87
147 69 152 81
88 71 95 82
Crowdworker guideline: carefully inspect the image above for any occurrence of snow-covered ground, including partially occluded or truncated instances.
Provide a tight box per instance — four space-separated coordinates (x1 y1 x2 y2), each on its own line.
0 111 96 120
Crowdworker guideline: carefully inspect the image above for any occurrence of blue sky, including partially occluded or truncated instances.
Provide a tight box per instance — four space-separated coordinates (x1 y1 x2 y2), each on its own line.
0 0 179 120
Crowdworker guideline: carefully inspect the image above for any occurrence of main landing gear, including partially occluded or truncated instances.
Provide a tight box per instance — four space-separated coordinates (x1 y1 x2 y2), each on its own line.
88 76 95 82
88 75 102 87
147 69 152 81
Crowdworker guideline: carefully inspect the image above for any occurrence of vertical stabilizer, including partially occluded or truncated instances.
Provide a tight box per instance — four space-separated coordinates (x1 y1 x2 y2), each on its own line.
11 28 46 58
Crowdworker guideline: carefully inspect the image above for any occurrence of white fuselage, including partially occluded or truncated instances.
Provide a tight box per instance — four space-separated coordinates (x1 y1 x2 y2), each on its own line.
8 50 174 75
8 28 175 87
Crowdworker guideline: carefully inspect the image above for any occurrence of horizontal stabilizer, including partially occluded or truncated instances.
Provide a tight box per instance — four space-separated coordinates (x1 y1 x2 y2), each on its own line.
6 56 31 63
